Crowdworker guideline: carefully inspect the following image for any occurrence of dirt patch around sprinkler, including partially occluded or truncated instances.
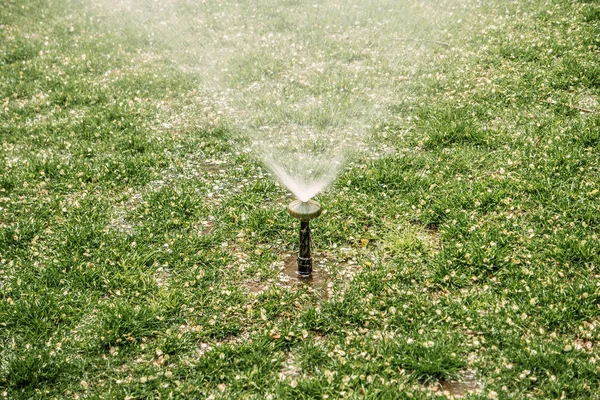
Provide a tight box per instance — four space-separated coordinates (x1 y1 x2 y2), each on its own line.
430 369 483 398
243 253 333 297
279 254 330 296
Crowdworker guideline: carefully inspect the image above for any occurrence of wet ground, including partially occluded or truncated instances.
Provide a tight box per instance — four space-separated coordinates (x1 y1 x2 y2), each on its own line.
279 254 330 298
433 369 483 398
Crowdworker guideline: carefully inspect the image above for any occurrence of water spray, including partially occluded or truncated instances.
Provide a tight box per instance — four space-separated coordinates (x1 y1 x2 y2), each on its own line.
287 199 321 278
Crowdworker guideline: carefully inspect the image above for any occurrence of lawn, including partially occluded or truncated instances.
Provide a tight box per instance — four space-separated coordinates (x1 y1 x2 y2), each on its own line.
1 0 600 399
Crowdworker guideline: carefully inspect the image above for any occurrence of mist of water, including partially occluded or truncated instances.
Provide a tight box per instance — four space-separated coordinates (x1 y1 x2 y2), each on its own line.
90 0 465 202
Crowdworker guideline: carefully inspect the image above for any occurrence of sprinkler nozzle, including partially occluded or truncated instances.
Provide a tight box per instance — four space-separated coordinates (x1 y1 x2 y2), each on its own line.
288 199 322 221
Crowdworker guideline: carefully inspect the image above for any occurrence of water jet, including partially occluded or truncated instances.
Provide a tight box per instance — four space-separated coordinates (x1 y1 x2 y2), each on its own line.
288 199 321 278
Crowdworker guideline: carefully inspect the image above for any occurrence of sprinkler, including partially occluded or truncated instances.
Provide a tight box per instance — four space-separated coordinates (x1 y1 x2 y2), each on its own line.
288 199 322 278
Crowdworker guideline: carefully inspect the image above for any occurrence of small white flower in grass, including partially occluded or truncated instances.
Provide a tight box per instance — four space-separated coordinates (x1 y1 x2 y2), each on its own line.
530 298 537 306
519 370 530 380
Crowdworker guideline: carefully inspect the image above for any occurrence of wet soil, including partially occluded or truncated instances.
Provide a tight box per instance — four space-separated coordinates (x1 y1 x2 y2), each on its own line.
279 254 329 298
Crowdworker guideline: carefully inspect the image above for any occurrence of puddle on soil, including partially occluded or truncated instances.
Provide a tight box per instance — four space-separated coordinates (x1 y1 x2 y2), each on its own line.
279 254 329 297
433 369 482 398
242 254 331 296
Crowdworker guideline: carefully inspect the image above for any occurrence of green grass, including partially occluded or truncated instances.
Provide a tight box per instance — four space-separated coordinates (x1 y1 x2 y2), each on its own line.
1 0 600 399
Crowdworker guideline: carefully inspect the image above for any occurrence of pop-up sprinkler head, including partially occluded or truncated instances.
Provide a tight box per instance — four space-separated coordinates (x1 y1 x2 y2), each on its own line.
288 199 322 278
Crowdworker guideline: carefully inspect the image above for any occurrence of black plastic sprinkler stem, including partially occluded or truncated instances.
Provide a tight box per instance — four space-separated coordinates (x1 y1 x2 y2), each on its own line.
298 221 312 277
288 200 322 278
